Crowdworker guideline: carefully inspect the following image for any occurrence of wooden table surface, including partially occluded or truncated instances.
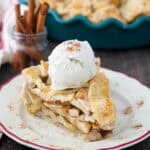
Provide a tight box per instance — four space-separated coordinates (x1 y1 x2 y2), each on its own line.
0 45 150 150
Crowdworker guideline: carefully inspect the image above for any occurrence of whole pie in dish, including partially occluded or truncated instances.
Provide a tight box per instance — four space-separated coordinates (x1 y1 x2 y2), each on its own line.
39 0 150 23
21 40 116 141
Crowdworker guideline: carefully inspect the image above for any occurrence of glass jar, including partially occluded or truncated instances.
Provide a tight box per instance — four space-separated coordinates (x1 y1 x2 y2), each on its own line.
8 25 48 53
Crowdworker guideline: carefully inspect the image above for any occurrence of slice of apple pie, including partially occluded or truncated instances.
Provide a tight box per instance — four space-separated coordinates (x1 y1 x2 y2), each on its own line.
21 60 116 141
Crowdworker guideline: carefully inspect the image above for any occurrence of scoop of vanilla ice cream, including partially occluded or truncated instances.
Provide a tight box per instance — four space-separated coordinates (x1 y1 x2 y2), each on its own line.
48 40 97 90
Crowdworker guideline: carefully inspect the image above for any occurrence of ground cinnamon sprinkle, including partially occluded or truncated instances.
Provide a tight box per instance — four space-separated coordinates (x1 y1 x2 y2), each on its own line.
66 41 81 51
19 123 28 129
123 106 132 115
132 123 143 129
7 104 15 112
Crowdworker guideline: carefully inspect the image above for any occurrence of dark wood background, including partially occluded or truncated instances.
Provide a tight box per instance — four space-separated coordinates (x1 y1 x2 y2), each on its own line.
0 44 150 150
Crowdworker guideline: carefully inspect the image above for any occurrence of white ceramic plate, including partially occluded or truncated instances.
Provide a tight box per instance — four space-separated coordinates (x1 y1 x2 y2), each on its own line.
0 68 150 150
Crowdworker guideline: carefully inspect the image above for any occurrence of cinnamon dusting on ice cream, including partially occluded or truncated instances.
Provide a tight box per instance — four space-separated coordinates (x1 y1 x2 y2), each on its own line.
65 40 81 51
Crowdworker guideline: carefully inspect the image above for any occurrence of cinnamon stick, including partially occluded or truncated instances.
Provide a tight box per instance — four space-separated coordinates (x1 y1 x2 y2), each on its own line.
13 51 29 70
12 52 20 70
14 4 21 32
24 10 28 28
19 52 30 68
34 4 41 32
27 0 35 33
24 11 33 33
36 2 49 33
18 18 26 33
24 49 45 62
14 5 27 70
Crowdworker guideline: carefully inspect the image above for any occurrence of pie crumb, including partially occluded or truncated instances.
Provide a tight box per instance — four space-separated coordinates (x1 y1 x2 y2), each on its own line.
7 103 14 112
136 100 144 107
123 106 132 115
19 122 28 129
132 123 143 129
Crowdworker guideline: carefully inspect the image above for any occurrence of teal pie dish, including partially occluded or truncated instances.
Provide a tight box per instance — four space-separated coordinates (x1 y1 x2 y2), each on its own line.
19 0 150 49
